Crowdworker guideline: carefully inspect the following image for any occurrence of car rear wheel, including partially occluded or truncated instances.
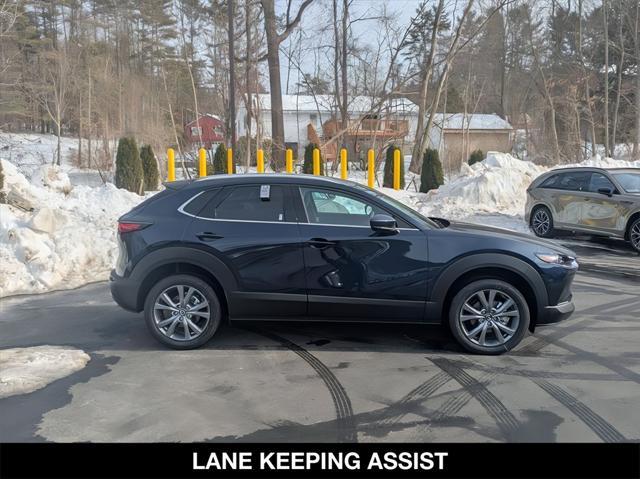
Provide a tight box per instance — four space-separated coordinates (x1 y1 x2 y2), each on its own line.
531 206 554 238
629 218 640 254
144 274 222 349
448 279 530 355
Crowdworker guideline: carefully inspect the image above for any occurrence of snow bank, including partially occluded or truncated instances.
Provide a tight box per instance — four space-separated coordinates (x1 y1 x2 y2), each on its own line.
0 346 90 398
0 158 150 297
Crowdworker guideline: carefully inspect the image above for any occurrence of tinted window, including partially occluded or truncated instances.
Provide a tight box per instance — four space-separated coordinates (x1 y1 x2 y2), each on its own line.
540 174 561 188
556 172 591 191
300 187 387 226
201 185 286 222
612 172 640 193
588 173 615 193
182 188 221 216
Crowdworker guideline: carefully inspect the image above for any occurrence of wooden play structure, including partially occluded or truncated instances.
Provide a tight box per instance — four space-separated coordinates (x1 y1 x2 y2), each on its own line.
307 116 410 165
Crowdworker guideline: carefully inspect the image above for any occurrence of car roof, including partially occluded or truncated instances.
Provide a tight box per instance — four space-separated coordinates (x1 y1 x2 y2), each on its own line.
545 166 640 174
188 173 363 189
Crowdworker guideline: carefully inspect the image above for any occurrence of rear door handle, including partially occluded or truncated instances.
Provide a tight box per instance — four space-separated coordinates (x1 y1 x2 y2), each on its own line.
197 232 223 241
307 237 336 248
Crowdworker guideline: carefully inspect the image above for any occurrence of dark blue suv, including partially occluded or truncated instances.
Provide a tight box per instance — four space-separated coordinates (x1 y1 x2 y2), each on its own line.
110 174 577 355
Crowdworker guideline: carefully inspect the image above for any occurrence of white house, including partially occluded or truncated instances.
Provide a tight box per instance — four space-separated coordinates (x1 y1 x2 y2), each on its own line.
237 94 420 157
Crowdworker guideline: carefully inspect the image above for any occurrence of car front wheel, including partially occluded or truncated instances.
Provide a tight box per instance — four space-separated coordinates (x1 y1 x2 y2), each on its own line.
144 274 222 349
448 279 530 355
629 217 640 253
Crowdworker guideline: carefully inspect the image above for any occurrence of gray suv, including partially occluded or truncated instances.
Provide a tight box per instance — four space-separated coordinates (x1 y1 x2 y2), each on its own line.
525 167 640 253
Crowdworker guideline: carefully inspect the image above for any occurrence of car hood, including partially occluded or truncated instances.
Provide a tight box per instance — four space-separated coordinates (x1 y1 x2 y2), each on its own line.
445 220 577 256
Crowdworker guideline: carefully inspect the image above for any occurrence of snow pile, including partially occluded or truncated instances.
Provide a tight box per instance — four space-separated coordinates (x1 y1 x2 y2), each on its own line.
380 151 544 231
0 346 90 398
0 158 150 297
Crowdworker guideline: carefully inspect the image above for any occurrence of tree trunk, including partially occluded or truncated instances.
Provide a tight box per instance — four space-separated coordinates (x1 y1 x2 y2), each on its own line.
245 0 253 171
262 0 285 170
612 8 625 154
227 0 236 153
603 0 610 157
408 0 445 173
341 0 349 135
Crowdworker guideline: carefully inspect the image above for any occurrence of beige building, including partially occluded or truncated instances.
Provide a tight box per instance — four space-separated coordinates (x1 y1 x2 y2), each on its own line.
428 113 513 172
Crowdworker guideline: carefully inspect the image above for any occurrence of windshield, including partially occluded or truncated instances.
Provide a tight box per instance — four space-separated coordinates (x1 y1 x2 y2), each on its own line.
612 172 640 193
353 184 441 229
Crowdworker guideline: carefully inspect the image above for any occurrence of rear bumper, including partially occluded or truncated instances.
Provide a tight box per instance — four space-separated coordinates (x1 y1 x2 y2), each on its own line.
109 270 141 313
538 299 575 325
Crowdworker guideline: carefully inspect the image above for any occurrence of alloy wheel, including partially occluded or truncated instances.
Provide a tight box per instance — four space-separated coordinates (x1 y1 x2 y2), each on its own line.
153 285 211 341
631 221 640 251
532 209 550 236
458 289 520 347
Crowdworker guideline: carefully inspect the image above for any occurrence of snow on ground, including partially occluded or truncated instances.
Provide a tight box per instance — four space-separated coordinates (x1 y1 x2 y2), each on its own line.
0 346 90 399
1 133 153 297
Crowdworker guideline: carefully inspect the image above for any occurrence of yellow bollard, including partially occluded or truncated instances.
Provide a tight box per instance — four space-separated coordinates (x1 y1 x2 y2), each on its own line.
167 148 175 182
227 147 233 174
286 149 293 173
313 148 320 176
257 148 265 173
368 149 375 188
393 148 401 191
198 148 207 177
340 148 347 180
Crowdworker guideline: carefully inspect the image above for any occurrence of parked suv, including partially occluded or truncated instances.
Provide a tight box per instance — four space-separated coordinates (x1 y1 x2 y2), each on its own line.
111 174 577 355
526 167 640 252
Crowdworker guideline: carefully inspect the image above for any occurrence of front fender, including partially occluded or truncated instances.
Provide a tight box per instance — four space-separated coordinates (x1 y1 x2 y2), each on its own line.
426 253 548 325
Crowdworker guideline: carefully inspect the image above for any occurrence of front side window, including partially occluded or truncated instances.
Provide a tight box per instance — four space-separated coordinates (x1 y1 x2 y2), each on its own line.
200 185 286 222
612 172 640 193
300 187 386 226
588 173 616 193
191 126 202 136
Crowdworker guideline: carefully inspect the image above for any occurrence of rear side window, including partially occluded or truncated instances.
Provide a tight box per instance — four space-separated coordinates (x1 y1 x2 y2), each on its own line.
181 188 221 216
540 174 560 188
200 185 287 222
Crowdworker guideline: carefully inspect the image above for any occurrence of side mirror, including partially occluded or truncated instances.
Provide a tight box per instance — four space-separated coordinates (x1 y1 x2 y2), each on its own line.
597 187 614 197
370 214 398 234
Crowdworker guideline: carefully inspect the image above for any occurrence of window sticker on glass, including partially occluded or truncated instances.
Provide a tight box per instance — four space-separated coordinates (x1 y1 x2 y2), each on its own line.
260 185 270 201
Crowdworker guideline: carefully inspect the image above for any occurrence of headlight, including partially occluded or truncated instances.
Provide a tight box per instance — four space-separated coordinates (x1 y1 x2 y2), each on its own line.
536 253 578 268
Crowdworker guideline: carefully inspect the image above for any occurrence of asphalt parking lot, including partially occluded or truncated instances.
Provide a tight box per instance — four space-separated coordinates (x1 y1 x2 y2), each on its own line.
1 266 639 443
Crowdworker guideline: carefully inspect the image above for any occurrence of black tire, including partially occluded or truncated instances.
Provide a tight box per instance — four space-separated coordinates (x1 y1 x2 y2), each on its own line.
530 205 554 238
144 274 222 349
628 217 640 254
448 279 530 355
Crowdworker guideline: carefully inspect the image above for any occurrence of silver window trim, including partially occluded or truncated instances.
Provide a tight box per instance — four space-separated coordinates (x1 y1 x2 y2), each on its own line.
177 190 420 231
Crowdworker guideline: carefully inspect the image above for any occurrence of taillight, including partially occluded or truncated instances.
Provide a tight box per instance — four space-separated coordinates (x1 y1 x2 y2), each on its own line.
118 222 148 234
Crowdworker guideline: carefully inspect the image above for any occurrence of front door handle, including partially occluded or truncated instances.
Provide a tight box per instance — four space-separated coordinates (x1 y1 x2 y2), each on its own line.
197 232 223 241
307 237 336 248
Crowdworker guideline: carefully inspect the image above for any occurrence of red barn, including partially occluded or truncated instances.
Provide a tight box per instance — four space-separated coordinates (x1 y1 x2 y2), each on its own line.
184 114 225 148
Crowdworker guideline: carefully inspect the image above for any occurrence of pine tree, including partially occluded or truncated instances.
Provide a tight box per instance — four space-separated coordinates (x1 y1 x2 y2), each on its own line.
420 148 444 193
115 137 143 194
140 144 160 190
468 149 484 165
383 145 405 189
302 143 324 175
212 143 227 174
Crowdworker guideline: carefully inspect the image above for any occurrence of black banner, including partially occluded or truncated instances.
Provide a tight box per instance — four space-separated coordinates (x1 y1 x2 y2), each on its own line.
0 443 638 479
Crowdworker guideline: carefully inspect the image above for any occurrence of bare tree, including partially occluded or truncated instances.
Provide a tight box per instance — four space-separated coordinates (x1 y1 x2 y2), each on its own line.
260 0 315 169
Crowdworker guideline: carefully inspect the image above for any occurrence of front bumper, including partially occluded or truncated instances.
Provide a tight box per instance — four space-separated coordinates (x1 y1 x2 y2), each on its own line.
109 270 141 313
538 299 575 325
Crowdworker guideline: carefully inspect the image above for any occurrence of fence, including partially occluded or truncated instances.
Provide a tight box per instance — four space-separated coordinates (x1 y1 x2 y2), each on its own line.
165 146 403 191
